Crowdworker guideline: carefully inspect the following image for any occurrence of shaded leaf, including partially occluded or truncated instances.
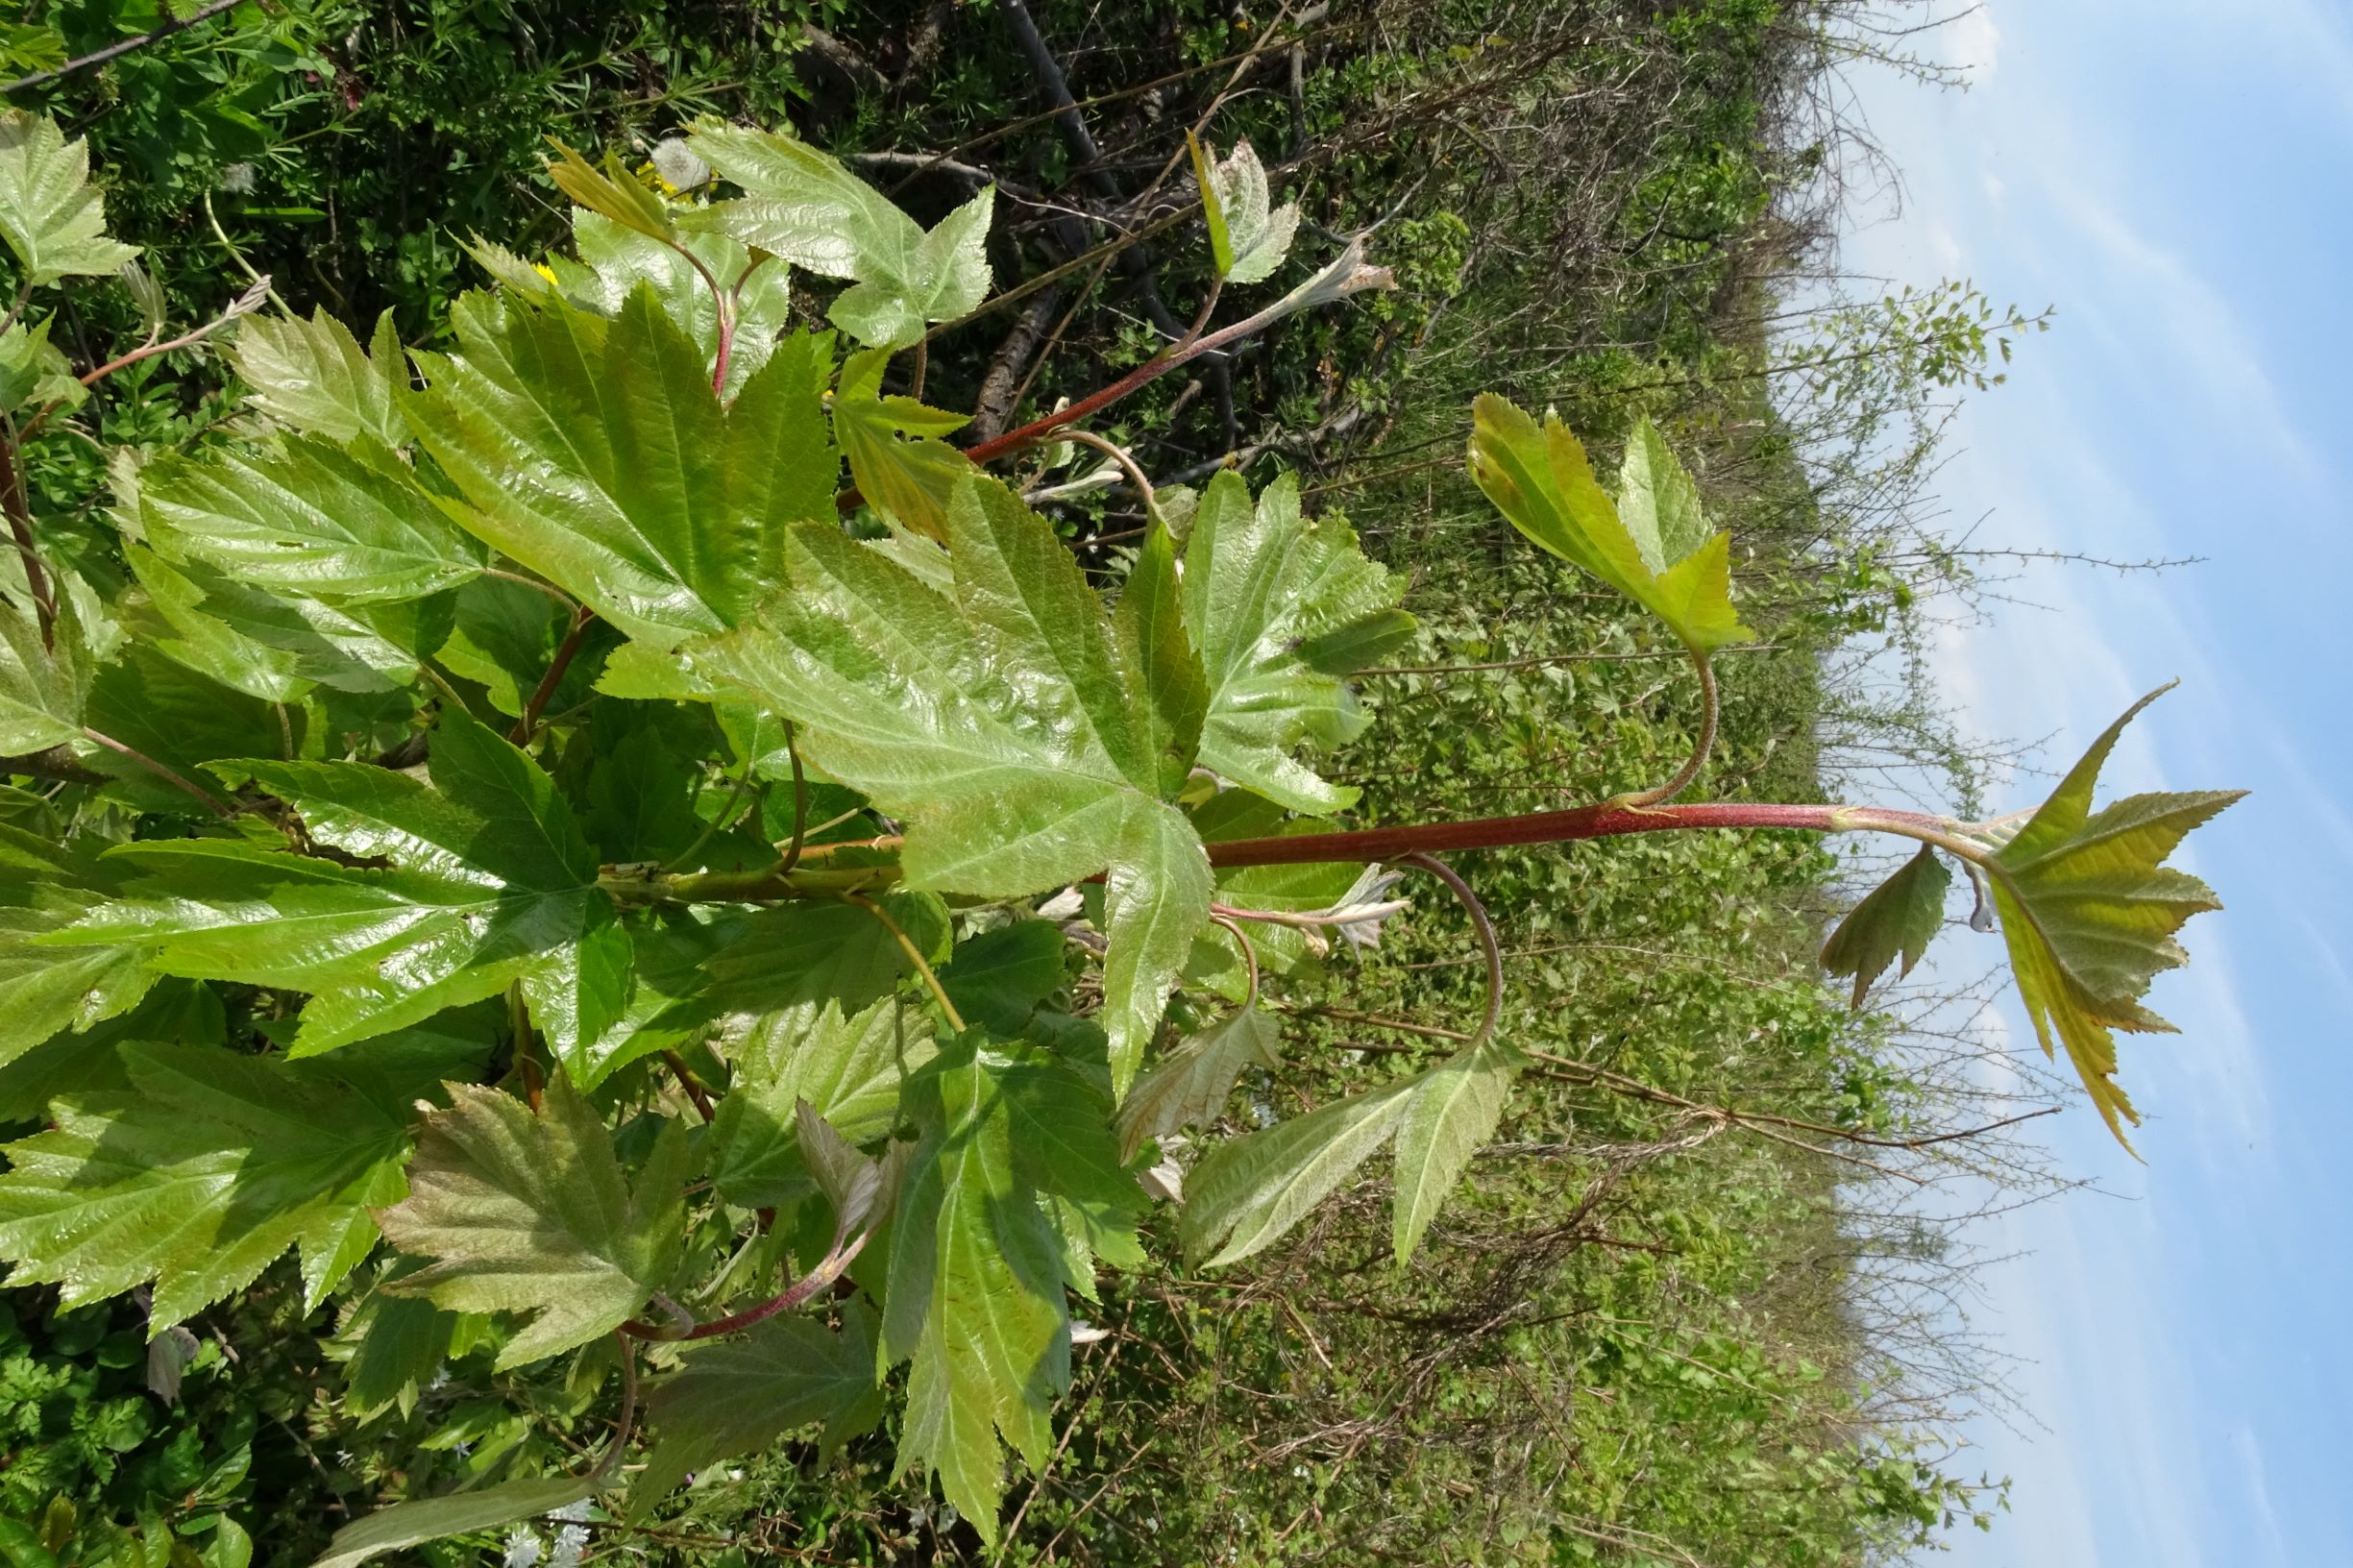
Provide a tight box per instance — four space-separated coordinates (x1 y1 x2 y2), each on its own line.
310 1473 598 1568
631 1298 885 1511
1180 1078 1417 1267
1820 845 1950 1006
1115 1004 1283 1164
1389 1036 1519 1262
882 1040 1070 1544
377 1074 687 1368
940 920 1067 1035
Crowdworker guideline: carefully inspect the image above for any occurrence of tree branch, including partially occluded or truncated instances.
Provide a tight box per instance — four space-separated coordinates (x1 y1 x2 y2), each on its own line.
2 0 245 94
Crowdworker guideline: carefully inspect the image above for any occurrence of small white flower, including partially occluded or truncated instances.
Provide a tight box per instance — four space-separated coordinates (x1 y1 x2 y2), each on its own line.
550 1522 589 1568
219 162 256 194
502 1528 544 1568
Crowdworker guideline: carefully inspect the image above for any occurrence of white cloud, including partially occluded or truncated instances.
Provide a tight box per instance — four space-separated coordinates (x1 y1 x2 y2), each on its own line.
1944 5 2001 82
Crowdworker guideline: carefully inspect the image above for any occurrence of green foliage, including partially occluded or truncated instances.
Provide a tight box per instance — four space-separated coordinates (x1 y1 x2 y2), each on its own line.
1980 688 2243 1144
1468 395 1752 655
0 65 2234 1566
1820 845 1951 1006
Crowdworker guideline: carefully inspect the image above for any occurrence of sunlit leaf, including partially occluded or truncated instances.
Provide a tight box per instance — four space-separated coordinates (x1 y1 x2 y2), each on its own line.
685 122 993 348
0 590 86 752
138 435 485 604
1182 471 1410 814
0 110 138 286
1188 134 1299 285
689 476 1212 1090
1468 398 1752 653
405 290 833 648
45 710 629 1066
224 307 408 449
1982 687 2243 1146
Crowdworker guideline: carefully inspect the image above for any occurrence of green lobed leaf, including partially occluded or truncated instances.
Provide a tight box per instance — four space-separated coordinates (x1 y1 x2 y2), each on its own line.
0 1033 482 1329
1181 472 1411 814
0 111 138 287
1389 1036 1520 1262
137 435 485 604
939 920 1068 1035
709 996 935 1211
404 290 834 648
1467 398 1752 653
1819 845 1951 1007
832 346 976 541
1983 687 2243 1146
561 210 800 401
223 308 408 449
0 827 153 1073
1180 1078 1419 1267
690 476 1213 1090
1116 1004 1283 1164
376 1073 687 1368
45 710 629 1066
882 1039 1074 1544
545 141 673 244
124 542 417 698
630 1298 886 1512
0 591 87 753
0 318 86 417
684 122 993 349
1188 134 1300 285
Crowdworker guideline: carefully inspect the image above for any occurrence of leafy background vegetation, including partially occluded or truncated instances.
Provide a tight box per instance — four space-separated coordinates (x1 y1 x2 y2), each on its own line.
0 1 2142 1562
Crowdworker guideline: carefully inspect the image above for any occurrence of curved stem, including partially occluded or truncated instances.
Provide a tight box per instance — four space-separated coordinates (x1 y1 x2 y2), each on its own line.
80 727 236 820
846 893 966 1033
1619 647 1718 809
481 566 581 610
1209 913 1260 1009
203 192 291 314
1398 853 1502 1047
662 751 758 872
0 421 55 649
1059 427 1160 524
587 1331 640 1482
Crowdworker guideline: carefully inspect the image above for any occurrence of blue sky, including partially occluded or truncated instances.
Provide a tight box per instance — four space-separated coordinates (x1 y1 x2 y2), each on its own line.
1833 5 2353 1563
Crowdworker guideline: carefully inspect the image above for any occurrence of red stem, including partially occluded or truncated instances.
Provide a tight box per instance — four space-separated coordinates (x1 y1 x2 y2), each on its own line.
0 431 55 649
1202 801 1950 869
620 1231 869 1341
511 606 595 745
